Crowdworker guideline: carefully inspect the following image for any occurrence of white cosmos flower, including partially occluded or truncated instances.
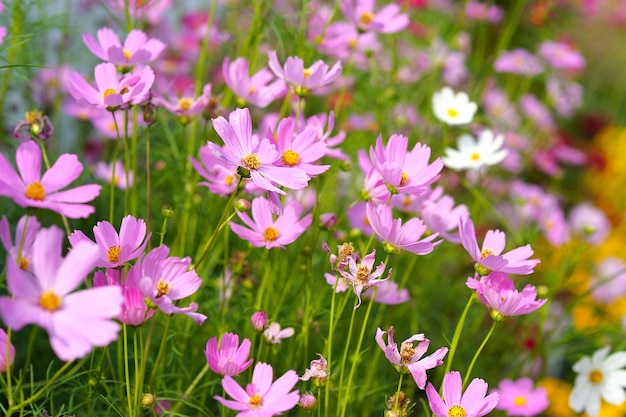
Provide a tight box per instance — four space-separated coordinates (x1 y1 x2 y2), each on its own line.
569 346 626 417
442 130 508 171
432 86 477 125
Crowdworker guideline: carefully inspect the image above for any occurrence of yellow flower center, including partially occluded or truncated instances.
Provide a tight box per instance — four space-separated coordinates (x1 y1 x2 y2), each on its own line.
356 264 371 284
470 152 480 161
400 342 415 364
123 49 132 60
248 393 263 409
589 369 603 384
338 243 355 262
20 256 29 270
249 86 257 94
480 249 494 259
224 175 233 185
39 290 62 311
155 278 171 298
303 68 312 78
514 396 527 406
359 11 375 26
102 88 118 99
242 153 261 170
264 227 280 242
447 108 459 118
282 149 300 166
25 109 42 124
400 171 409 186
25 181 45 201
447 405 466 417
178 97 193 110
107 245 121 263
348 38 358 49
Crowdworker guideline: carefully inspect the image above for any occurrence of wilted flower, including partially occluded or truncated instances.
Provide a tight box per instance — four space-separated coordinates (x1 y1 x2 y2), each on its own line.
205 333 253 376
13 109 54 140
301 354 328 386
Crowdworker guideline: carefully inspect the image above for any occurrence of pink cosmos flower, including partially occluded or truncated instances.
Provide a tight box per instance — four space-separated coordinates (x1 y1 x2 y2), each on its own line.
0 141 101 218
366 202 441 255
459 216 540 275
315 21 379 68
268 50 342 96
272 117 330 177
93 160 133 190
362 280 410 305
153 83 212 122
466 272 547 320
419 190 469 244
263 322 295 344
0 226 123 361
223 57 286 107
208 108 310 204
369 134 443 195
230 196 312 249
426 371 499 417
190 144 239 196
215 362 300 416
132 245 206 324
482 87 520 129
590 257 626 303
568 202 610 246
0 328 15 373
0 215 41 272
83 27 165 66
69 215 150 268
67 62 155 110
341 0 409 33
304 111 347 160
376 326 448 389
519 94 555 131
205 333 253 376
538 41 585 71
103 0 171 25
301 354 328 385
493 49 544 76
465 1 503 23
94 268 154 326
340 249 391 307
493 377 549 417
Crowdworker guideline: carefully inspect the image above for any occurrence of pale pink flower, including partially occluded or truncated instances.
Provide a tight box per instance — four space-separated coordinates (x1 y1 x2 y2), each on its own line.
538 41 585 71
0 141 101 218
494 49 544 76
272 117 330 177
205 333 253 376
153 83 212 122
568 202 610 246
0 215 41 272
465 1 503 22
83 27 165 66
459 216 540 275
419 190 469 244
93 160 133 190
268 50 342 96
341 0 409 33
0 328 15 373
363 280 410 305
215 362 300 416
190 144 239 196
264 322 295 344
590 257 626 303
339 249 391 307
250 311 268 332
426 371 499 417
494 378 548 417
519 94 555 131
301 354 328 385
223 57 286 108
0 226 123 361
376 326 448 389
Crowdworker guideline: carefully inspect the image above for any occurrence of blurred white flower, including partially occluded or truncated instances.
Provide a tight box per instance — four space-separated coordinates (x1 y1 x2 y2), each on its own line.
432 86 477 125
442 130 507 171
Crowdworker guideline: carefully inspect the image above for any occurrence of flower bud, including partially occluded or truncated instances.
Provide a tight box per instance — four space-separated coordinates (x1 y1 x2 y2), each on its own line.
235 198 251 212
299 393 317 410
141 393 155 407
250 311 268 332
161 206 175 218
319 213 337 230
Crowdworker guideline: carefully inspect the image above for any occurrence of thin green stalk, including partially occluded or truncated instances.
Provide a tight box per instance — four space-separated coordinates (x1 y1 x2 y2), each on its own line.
145 124 152 247
122 109 132 215
335 297 359 416
37 141 71 235
148 314 172 385
5 328 13 407
254 250 273 311
442 293 475 378
0 1 24 136
463 321 497 388
393 373 404 412
110 111 123 224
324 273 341 417
123 324 134 417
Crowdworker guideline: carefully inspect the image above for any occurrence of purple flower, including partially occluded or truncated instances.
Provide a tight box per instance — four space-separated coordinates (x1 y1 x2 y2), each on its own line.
223 57 286 108
538 41 585 71
426 371 499 417
0 215 41 272
206 333 253 376
0 141 101 218
268 50 342 96
459 216 540 275
230 196 312 249
494 378 549 417
366 202 441 255
208 108 310 204
83 27 165 66
340 0 409 33
339 249 391 308
214 362 300 416
376 326 448 389
0 226 123 361
133 245 206 324
69 215 150 268
466 272 547 320
493 49 544 76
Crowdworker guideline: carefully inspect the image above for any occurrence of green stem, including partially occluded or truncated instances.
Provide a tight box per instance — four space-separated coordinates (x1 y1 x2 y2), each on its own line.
442 293 475 378
336 297 359 416
123 324 134 417
145 124 152 248
110 111 122 224
148 314 172 385
463 321 497 388
37 140 71 235
393 373 404 412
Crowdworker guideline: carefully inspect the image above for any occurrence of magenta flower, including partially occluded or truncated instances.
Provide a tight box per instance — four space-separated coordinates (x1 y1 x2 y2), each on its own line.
466 272 547 320
0 226 123 361
230 196 312 249
132 245 206 324
0 328 15 373
83 27 165 66
341 0 409 33
272 117 330 177
0 215 41 272
69 215 150 268
494 378 549 417
366 202 441 255
369 134 443 195
94 268 154 326
459 216 540 275
465 1 503 23
67 62 154 110
268 50 342 96
493 49 544 76
340 249 391 308
215 362 300 416
426 371 499 417
223 57 286 108
538 40 585 71
206 333 253 377
376 326 448 389
208 108 310 199
0 141 101 218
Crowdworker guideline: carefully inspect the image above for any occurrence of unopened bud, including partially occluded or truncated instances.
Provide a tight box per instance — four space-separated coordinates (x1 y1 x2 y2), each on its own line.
161 207 175 218
143 102 157 126
141 393 155 407
319 213 337 230
235 198 251 212
339 158 353 171
299 393 317 410
250 311 268 332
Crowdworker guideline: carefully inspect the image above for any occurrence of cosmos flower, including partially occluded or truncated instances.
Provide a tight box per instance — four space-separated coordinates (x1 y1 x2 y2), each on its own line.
268 50 342 96
493 49 544 76
442 130 508 171
0 328 15 373
272 117 330 177
0 215 41 272
205 333 253 377
432 87 477 125
494 377 549 417
83 27 165 66
301 354 328 386
538 41 585 71
426 371 499 417
222 56 286 108
339 249 391 308
569 346 626 417
0 226 123 361
0 141 101 218
263 322 295 345
93 160 133 190
340 0 409 33
214 362 300 416
93 267 154 326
